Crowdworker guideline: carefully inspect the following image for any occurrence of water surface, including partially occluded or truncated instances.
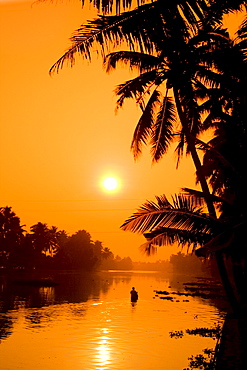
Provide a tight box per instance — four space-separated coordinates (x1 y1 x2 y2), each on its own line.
0 271 226 370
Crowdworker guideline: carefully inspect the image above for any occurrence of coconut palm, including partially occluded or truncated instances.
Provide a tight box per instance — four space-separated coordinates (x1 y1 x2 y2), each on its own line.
197 25 247 308
108 12 247 304
104 24 240 211
197 23 247 198
30 222 59 257
115 31 247 306
50 1 247 206
50 2 233 214
117 31 247 301
0 206 25 267
50 0 247 310
50 1 246 210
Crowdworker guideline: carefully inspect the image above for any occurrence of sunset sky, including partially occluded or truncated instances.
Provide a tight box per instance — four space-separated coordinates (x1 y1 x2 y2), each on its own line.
0 0 244 261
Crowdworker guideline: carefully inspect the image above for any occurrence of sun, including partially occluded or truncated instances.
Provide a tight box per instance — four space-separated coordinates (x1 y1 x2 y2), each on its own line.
102 177 118 191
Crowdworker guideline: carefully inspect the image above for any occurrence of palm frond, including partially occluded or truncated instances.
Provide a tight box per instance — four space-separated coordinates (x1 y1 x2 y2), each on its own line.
207 0 247 23
195 66 223 90
130 89 161 158
147 226 211 245
237 13 247 39
41 0 245 19
76 0 218 19
50 0 226 74
120 193 215 235
150 94 177 162
114 69 163 110
236 14 247 61
50 2 165 73
139 242 158 256
50 16 113 73
104 51 160 73
140 223 214 256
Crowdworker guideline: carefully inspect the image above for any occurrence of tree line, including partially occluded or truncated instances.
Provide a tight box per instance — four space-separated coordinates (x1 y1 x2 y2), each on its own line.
0 206 113 271
0 205 218 275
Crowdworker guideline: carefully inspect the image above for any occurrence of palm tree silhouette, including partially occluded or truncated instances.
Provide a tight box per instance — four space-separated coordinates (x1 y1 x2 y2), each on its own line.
50 0 245 217
0 206 25 267
50 0 247 310
30 222 59 257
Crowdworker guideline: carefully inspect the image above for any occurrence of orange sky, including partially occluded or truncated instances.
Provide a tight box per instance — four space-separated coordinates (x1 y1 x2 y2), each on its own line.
0 0 245 261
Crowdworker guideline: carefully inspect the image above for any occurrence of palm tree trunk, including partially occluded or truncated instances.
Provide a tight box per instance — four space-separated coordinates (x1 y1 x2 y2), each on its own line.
173 88 216 217
216 251 239 313
173 87 239 313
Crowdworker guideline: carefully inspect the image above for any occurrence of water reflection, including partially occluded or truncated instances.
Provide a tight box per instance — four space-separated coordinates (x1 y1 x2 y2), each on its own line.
95 336 111 368
93 328 113 369
0 271 227 370
0 272 116 313
39 286 55 305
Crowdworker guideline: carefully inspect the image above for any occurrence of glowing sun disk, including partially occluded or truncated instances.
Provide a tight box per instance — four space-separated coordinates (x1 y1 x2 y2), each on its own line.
103 177 118 191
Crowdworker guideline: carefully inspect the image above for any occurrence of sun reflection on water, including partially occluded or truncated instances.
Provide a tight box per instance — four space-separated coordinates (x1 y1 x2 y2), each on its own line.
95 333 111 369
101 328 109 334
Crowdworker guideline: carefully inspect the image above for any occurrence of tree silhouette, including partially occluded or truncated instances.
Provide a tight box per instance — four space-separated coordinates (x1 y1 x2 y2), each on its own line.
0 207 114 271
49 0 247 313
49 0 246 221
0 207 25 268
28 222 60 268
54 230 98 270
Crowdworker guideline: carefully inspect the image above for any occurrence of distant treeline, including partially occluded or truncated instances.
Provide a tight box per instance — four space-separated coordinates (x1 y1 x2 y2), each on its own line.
0 206 115 271
169 252 219 277
108 253 218 277
0 206 218 275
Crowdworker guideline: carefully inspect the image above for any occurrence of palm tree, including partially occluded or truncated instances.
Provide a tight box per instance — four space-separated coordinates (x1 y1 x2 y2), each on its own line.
116 22 247 302
115 30 247 306
0 206 25 267
50 1 245 214
30 222 59 257
197 30 247 309
50 0 247 310
50 0 247 72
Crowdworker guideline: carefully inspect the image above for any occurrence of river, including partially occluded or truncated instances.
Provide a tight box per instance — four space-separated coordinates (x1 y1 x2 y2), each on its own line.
0 270 227 370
